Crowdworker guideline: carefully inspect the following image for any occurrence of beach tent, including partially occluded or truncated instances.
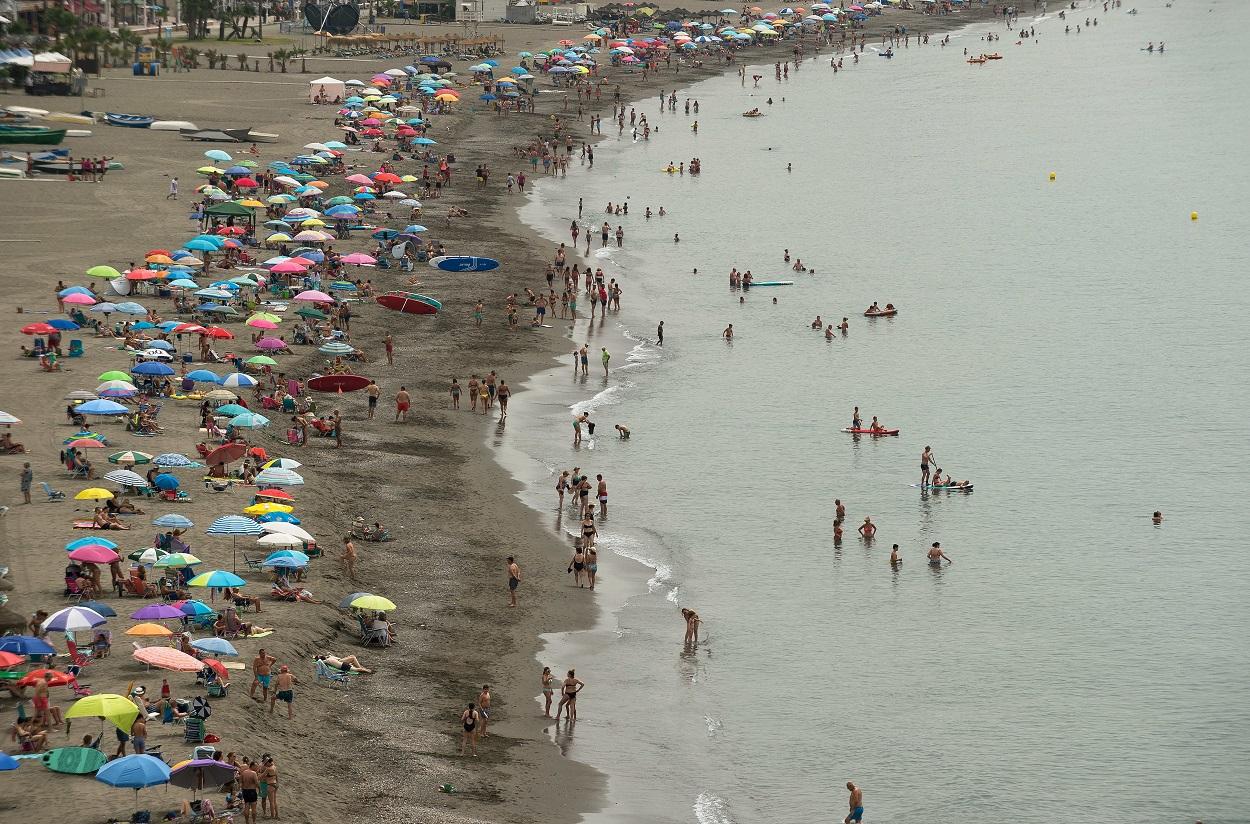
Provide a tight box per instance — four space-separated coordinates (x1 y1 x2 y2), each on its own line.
309 76 346 103
202 201 256 230
32 52 73 73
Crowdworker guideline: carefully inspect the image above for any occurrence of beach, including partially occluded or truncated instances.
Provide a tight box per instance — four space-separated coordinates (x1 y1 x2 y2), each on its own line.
13 3 1224 823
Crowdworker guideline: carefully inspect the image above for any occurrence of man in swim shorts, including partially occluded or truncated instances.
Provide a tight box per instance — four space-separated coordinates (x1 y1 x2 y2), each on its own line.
269 665 297 719
843 781 864 823
251 649 276 701
394 386 411 423
239 760 260 824
507 556 521 608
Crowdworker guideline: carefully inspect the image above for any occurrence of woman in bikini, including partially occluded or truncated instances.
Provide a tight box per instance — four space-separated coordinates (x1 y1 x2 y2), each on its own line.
580 512 597 550
555 670 584 721
585 545 598 590
555 471 570 509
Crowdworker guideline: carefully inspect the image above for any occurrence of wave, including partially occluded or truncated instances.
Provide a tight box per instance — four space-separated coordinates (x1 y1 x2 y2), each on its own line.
694 793 735 824
569 382 629 416
601 528 674 592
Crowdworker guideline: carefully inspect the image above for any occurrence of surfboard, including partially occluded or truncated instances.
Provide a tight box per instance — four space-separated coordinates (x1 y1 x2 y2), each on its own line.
42 746 107 775
375 292 440 315
842 427 900 436
307 374 370 392
751 281 793 287
434 256 500 272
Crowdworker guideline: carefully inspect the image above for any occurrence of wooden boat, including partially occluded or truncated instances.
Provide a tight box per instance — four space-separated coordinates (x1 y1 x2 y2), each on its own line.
0 125 67 145
44 112 94 125
986 53 1003 60
105 112 155 127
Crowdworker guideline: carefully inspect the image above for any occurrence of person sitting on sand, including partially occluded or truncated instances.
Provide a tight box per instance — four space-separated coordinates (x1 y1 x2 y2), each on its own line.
93 507 130 530
315 653 372 674
106 498 144 516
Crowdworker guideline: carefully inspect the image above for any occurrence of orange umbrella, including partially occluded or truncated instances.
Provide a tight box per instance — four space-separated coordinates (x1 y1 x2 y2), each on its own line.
132 646 203 672
127 622 174 637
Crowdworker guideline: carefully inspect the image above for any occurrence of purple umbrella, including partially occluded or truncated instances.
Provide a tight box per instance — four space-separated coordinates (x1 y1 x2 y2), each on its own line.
130 603 187 621
255 337 286 350
169 759 237 795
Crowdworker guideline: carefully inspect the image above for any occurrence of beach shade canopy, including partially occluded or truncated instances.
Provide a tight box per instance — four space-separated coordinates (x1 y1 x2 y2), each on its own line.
40 606 108 634
154 553 202 569
74 488 114 501
254 468 304 487
190 637 237 656
0 635 56 656
97 753 171 790
153 514 195 529
127 622 174 637
66 693 139 732
187 570 247 588
349 594 397 611
132 646 202 672
130 603 186 621
76 399 129 416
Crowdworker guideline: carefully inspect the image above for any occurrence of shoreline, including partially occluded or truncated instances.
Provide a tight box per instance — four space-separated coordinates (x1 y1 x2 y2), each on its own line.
0 5 1008 823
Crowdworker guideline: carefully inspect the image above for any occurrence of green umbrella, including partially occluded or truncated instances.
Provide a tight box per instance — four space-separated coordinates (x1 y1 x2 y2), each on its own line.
98 370 131 382
245 355 278 366
295 307 327 320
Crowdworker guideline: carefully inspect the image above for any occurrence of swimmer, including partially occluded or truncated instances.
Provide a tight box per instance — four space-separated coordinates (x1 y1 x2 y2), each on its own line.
811 315 823 330
890 544 901 566
1152 511 1163 524
927 542 952 565
858 517 876 539
723 324 734 340
615 424 630 439
825 324 834 339
838 318 849 333
772 297 778 304
674 233 680 243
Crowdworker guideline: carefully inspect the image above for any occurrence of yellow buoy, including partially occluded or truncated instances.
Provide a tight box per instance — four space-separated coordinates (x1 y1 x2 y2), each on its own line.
1191 211 1198 221
1049 172 1056 181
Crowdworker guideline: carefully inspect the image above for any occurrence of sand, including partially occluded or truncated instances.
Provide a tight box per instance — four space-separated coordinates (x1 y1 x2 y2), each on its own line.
0 6 997 823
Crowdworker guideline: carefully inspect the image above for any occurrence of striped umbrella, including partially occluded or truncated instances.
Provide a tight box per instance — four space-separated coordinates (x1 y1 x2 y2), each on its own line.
254 468 304 487
41 606 108 634
104 469 148 487
153 514 194 529
108 450 153 465
220 372 257 388
206 516 264 572
132 646 203 672
260 458 302 470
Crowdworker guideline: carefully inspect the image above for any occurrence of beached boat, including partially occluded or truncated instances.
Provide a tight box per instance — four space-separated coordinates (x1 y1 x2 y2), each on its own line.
247 131 280 143
5 106 49 118
0 167 28 179
150 120 199 131
180 128 242 142
33 159 124 174
44 112 94 125
0 125 67 145
105 112 155 128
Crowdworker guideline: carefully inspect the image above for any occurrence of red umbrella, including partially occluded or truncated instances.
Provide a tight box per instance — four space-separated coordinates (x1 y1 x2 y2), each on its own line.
21 322 56 335
203 327 234 339
373 172 401 184
361 128 384 137
234 177 259 188
17 669 76 688
125 269 162 281
201 659 229 680
0 651 25 668
174 323 207 333
216 226 246 236
206 442 248 465
147 249 171 257
255 488 293 501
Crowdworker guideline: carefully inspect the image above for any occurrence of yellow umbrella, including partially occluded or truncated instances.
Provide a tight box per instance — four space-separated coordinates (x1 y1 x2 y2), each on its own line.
237 199 265 208
300 218 327 227
146 254 175 265
127 622 174 637
65 693 140 732
350 594 397 611
75 487 114 501
244 502 293 516
435 93 459 102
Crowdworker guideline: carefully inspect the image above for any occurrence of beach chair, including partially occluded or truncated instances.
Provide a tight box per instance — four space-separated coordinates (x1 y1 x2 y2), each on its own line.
68 339 84 358
183 716 206 744
40 482 66 502
314 659 352 688
241 553 264 573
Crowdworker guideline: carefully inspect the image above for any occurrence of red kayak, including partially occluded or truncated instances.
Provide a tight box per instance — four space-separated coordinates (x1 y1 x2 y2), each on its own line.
842 427 900 436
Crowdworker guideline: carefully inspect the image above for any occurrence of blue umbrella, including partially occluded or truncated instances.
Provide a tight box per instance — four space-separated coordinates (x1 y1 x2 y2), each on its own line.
257 511 300 524
153 514 194 529
179 600 215 617
214 404 250 417
152 474 180 491
76 399 128 416
59 286 95 298
67 536 118 550
190 637 238 656
78 600 118 617
188 569 247 588
96 753 171 793
41 606 108 633
146 340 175 352
0 752 18 771
371 229 398 240
184 239 218 252
0 636 56 656
220 373 256 388
114 302 147 315
263 556 307 569
208 515 264 536
132 361 175 376
46 319 80 330
411 137 437 145
153 453 197 468
230 412 270 429
185 370 221 383
131 321 156 330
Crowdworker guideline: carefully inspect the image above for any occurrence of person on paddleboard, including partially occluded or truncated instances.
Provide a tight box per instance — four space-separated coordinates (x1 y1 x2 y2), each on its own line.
922 446 935 485
869 416 886 433
852 407 862 430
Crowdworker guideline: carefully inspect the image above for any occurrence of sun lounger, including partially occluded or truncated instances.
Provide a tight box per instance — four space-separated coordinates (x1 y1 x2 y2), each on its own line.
39 482 66 502
314 659 354 688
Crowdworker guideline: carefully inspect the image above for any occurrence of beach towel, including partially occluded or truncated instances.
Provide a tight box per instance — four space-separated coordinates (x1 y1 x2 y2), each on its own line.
72 522 100 529
246 630 274 639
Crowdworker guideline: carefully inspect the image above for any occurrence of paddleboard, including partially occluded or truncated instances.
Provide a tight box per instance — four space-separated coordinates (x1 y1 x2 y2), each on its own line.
376 292 440 315
751 281 793 287
307 374 370 392
434 256 500 272
909 483 974 491
842 427 900 436
42 746 107 775
864 310 897 317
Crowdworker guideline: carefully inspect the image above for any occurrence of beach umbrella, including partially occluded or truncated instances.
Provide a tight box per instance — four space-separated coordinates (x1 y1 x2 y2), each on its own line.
154 552 201 569
69 545 120 564
261 522 314 542
220 373 257 389
96 754 171 798
97 381 138 398
76 398 128 416
213 403 249 417
257 532 303 548
132 646 201 672
246 355 278 367
74 487 114 501
255 488 294 502
260 457 303 471
0 650 24 669
153 514 194 530
40 606 108 634
104 469 147 487
350 594 396 612
189 637 238 657
66 693 140 732
152 474 180 491
130 603 185 621
318 341 355 355
0 636 56 656
0 411 20 425
63 292 97 306
127 623 174 637
107 450 153 466
67 536 117 550
78 601 117 617
254 468 304 487
46 318 80 330
177 600 214 617
293 289 332 303
68 438 106 449
257 511 300 524
205 442 247 465
153 453 197 469
132 361 175 377
264 549 310 565
187 570 247 588
207 516 264 572
243 502 293 516
128 547 169 565
230 412 270 429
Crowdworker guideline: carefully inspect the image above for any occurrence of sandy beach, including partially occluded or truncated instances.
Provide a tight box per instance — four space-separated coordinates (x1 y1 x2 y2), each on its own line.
0 5 1000 822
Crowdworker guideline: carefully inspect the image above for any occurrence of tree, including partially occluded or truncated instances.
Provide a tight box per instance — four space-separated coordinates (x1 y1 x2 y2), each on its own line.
204 48 220 69
77 27 111 74
183 0 214 39
43 7 78 45
272 48 289 72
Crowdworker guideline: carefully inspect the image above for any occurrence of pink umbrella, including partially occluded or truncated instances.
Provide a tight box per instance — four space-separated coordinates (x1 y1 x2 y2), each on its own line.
344 173 373 186
255 337 286 350
293 290 332 302
63 292 97 305
69 545 121 564
270 261 308 274
246 318 278 330
360 117 382 126
340 253 377 265
132 646 203 672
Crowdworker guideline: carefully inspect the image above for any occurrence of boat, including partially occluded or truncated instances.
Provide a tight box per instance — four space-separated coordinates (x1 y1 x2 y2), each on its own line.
150 120 199 131
0 125 67 145
5 106 49 118
65 129 92 138
0 167 28 179
1 148 68 162
741 110 764 118
985 53 1002 60
967 56 987 64
44 112 94 125
879 50 894 58
32 159 124 174
842 427 900 436
180 128 243 142
105 112 155 128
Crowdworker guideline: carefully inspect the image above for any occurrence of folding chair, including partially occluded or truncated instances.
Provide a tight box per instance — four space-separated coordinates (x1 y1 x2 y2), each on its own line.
39 482 67 502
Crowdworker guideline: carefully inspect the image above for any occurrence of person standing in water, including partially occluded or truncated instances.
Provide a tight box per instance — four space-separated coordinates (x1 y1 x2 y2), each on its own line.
921 446 935 485
928 542 952 565
858 517 876 540
541 666 555 717
657 320 664 346
843 782 864 824
723 324 734 340
555 669 584 721
681 608 701 645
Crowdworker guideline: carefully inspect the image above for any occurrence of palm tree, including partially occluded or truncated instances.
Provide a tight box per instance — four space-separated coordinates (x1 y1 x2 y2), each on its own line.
204 48 220 69
77 27 110 75
43 8 78 45
272 48 289 73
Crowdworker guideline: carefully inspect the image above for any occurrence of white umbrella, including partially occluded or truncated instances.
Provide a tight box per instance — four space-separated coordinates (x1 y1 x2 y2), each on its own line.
260 522 314 542
254 468 304 487
104 469 147 487
257 533 304 547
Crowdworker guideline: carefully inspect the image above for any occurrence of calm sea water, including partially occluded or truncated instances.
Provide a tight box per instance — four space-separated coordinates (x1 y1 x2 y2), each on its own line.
501 2 1250 822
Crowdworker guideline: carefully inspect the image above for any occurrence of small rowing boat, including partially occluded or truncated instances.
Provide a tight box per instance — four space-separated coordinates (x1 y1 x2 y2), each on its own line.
0 125 67 145
105 112 155 128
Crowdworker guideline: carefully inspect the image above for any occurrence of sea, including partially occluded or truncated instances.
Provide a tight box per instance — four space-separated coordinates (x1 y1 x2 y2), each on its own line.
496 1 1250 821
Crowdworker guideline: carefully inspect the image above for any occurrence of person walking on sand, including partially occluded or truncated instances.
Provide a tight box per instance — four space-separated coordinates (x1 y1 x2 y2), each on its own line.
250 649 276 701
843 782 864 824
460 703 480 756
497 379 510 421
384 333 394 366
477 685 492 736
394 386 410 422
541 666 556 717
507 555 521 608
167 176 179 200
366 379 380 420
20 462 33 505
555 669 584 721
341 536 358 581
268 665 297 719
